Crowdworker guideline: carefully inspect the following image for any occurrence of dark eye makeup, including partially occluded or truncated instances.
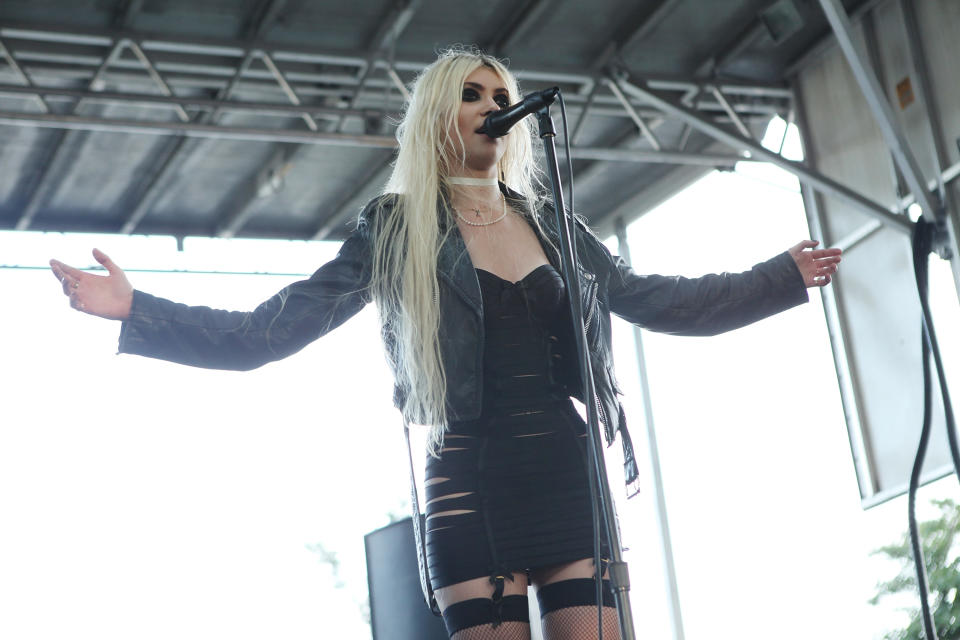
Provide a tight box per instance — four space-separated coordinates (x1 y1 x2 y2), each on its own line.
462 87 511 109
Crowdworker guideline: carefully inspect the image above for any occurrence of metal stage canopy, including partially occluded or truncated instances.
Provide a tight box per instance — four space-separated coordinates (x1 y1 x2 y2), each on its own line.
0 0 877 241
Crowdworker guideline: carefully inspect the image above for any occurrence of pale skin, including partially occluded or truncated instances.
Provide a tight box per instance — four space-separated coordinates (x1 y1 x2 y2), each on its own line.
49 65 844 615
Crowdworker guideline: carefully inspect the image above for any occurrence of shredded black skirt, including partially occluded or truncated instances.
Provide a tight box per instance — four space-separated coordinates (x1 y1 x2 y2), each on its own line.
424 265 609 590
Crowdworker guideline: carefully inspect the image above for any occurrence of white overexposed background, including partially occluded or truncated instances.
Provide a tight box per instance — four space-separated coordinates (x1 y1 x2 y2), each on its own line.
1 117 957 640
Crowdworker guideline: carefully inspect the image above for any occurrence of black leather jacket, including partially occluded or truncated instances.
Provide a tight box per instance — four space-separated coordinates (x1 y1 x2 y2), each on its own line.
118 189 809 488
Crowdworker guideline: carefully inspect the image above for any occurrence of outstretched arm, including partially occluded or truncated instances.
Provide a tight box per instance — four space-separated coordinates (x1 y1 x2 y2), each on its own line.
607 240 841 336
49 232 373 371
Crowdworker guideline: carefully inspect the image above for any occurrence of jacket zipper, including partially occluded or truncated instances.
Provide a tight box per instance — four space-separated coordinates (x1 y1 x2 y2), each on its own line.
584 279 598 334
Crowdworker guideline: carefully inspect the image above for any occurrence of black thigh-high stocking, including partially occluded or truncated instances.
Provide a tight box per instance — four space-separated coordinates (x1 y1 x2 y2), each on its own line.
537 578 621 640
441 595 530 640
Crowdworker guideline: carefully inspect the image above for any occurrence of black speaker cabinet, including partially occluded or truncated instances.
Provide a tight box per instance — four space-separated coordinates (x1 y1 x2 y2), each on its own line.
365 517 448 640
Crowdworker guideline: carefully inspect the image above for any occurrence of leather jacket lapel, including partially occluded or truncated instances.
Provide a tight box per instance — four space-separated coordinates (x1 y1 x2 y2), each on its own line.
437 225 482 316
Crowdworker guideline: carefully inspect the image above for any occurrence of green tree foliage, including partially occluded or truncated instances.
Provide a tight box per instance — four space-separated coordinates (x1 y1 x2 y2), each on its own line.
871 499 960 640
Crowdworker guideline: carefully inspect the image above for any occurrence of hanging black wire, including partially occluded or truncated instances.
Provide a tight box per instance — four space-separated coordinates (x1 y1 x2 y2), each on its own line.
907 216 960 640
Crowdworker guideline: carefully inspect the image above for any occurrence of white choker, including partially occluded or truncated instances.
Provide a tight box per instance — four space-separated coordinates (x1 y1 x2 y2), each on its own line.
448 176 499 186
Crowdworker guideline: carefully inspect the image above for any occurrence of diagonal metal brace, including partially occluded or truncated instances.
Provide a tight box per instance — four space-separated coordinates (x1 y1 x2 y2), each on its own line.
615 74 913 235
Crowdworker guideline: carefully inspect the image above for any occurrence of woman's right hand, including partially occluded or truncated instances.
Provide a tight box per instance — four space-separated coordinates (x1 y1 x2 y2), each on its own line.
49 249 134 321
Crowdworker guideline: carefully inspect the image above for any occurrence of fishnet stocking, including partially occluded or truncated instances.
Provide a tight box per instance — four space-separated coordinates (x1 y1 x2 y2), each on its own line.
450 621 530 640
542 605 622 640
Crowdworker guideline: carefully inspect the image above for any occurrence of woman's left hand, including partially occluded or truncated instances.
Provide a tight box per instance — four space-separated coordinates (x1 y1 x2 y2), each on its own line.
788 240 842 288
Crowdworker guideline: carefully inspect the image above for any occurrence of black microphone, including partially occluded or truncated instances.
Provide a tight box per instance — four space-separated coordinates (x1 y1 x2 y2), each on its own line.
477 87 560 138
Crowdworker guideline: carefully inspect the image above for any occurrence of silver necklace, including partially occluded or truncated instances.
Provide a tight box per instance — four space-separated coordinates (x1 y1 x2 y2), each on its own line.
455 192 507 227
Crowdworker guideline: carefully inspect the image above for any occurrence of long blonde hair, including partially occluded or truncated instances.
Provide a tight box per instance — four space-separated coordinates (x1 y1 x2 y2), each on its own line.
367 47 545 454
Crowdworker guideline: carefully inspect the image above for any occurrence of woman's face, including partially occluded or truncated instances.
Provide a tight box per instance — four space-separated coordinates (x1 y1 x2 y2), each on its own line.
453 66 511 175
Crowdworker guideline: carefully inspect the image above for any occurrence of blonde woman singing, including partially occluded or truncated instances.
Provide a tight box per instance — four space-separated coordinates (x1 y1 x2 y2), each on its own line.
50 48 841 640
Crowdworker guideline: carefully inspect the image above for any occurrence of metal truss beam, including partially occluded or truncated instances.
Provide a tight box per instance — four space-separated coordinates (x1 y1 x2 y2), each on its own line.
0 20 793 98
0 109 759 169
0 69 784 119
0 110 398 145
615 74 913 235
0 22 792 237
0 82 387 119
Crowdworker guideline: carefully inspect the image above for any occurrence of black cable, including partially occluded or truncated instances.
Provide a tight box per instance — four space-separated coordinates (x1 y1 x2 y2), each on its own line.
912 220 960 478
908 216 960 640
557 90 604 640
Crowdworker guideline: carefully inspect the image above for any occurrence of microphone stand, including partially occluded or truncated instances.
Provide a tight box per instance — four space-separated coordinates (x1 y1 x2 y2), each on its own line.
535 104 636 640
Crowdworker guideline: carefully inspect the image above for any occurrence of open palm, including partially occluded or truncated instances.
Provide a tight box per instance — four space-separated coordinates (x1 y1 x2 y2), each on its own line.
788 240 842 288
49 249 134 320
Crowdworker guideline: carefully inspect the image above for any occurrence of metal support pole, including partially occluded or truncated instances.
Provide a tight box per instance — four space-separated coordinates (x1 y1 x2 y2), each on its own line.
791 79 878 497
614 217 686 640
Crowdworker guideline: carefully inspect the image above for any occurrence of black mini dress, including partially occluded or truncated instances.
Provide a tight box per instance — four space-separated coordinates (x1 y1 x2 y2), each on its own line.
424 264 609 594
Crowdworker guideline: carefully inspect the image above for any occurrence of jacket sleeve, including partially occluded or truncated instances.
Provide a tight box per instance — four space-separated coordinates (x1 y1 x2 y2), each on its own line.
117 225 373 371
607 250 809 336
